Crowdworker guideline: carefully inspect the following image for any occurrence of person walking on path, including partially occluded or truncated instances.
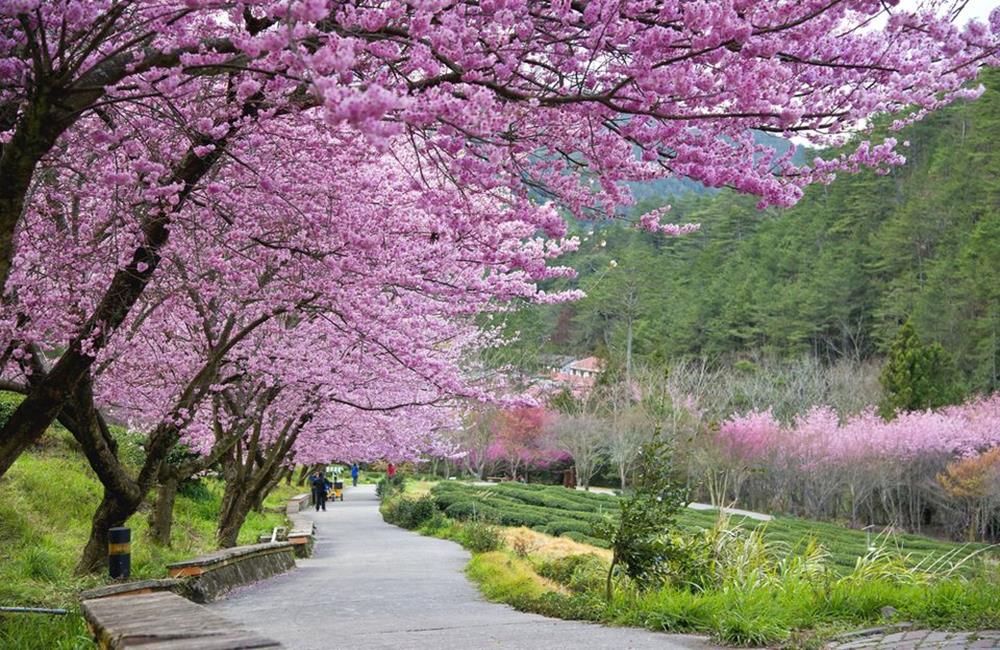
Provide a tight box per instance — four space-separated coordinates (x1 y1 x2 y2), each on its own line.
350 463 359 487
386 462 396 479
310 470 331 512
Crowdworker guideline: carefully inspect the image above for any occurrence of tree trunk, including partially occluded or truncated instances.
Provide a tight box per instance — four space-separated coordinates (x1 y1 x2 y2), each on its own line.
77 490 142 575
217 505 251 548
148 476 181 547
605 555 618 602
217 478 251 548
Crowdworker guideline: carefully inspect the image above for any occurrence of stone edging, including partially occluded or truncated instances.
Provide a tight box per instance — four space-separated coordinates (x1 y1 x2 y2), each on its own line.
79 579 188 602
165 542 296 603
80 503 315 645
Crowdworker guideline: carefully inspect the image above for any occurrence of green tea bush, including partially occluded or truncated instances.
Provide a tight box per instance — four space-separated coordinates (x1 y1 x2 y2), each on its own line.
461 520 504 553
560 531 610 548
544 519 593 536
537 554 607 594
520 592 605 621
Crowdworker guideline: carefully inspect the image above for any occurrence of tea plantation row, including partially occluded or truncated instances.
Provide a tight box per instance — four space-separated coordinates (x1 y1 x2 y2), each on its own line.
428 482 995 572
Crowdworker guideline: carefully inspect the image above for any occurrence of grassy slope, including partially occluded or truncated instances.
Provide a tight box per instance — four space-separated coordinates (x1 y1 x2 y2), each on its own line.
410 481 1000 645
0 420 297 649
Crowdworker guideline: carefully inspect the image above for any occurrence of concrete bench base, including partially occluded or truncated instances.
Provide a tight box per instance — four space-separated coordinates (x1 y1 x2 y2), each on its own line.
166 542 296 603
80 579 188 602
82 591 281 649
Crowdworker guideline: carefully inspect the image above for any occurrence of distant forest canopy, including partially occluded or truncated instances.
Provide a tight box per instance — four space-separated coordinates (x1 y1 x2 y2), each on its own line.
498 68 1000 397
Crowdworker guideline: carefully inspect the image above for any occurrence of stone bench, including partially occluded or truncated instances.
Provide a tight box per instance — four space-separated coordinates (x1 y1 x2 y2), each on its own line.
283 493 318 558
82 591 282 649
284 492 312 514
166 542 295 603
286 513 316 558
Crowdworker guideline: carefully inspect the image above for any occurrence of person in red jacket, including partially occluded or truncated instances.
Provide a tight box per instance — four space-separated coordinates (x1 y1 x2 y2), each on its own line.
386 462 396 479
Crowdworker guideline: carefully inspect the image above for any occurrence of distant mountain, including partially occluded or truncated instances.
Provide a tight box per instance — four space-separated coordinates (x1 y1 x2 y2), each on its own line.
626 131 809 204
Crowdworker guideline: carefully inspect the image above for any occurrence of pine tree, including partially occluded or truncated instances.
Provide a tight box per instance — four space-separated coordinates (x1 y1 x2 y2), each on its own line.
879 321 961 418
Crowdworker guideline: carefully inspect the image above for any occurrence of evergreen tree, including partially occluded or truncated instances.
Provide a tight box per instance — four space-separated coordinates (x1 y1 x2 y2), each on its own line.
879 321 961 418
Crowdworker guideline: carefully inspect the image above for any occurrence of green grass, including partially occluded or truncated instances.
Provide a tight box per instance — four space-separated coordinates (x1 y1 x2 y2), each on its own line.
431 481 997 573
0 422 294 648
460 539 1000 646
419 481 1000 645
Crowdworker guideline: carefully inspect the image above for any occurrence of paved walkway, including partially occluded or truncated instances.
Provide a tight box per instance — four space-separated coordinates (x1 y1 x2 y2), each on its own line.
831 630 1000 649
210 484 715 650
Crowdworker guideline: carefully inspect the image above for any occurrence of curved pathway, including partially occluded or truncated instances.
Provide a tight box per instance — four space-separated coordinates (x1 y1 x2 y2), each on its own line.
210 484 716 649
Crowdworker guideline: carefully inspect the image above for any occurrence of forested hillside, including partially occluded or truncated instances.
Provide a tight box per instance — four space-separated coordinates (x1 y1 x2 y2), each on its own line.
507 68 1000 395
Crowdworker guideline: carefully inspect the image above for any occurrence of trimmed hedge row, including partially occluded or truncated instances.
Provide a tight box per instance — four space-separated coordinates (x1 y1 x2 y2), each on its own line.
430 482 617 548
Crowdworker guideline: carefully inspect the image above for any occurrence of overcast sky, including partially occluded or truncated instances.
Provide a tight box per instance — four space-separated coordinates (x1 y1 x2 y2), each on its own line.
897 0 997 22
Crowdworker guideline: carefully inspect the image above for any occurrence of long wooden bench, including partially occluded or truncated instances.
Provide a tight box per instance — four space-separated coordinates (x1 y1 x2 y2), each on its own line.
82 591 281 649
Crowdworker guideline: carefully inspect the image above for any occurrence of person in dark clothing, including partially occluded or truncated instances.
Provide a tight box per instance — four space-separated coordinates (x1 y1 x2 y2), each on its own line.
310 470 331 511
351 463 359 487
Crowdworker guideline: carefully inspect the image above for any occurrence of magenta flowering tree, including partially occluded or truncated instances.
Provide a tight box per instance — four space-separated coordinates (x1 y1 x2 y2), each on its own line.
715 395 1000 538
2 116 586 569
1 1 998 482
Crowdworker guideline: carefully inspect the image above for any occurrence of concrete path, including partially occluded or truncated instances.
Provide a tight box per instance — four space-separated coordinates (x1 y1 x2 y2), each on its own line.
830 629 1000 649
210 484 716 650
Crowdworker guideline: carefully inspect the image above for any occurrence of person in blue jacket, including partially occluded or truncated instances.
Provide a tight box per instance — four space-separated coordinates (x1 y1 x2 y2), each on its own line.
310 470 331 511
350 463 360 487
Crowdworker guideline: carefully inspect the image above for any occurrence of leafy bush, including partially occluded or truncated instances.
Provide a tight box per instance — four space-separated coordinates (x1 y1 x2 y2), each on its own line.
544 519 593 536
461 520 504 553
382 496 437 530
560 531 611 548
177 477 212 501
593 436 687 599
420 510 450 533
0 393 19 429
376 474 405 501
537 554 607 594
522 591 606 621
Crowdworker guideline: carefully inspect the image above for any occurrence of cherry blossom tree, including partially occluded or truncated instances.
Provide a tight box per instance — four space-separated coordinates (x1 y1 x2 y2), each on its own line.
716 395 1000 538
1 1 997 483
2 116 580 570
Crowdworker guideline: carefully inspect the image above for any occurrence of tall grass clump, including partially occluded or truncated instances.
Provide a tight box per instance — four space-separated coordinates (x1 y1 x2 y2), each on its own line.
466 511 1000 646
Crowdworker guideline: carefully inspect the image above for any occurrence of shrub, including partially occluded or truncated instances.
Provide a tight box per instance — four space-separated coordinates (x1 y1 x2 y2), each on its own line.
420 511 450 533
537 554 607 594
524 591 606 621
0 394 18 429
593 435 687 599
382 496 437 530
546 519 593 536
560 531 611 548
462 520 504 553
376 474 405 501
445 500 502 523
177 477 212 501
